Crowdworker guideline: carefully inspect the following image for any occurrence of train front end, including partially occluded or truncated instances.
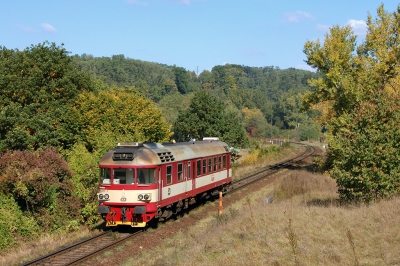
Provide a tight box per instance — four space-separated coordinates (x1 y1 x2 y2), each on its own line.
97 142 159 227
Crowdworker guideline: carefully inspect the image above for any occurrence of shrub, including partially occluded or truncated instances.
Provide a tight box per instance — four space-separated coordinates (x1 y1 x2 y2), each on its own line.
0 148 80 232
0 192 39 251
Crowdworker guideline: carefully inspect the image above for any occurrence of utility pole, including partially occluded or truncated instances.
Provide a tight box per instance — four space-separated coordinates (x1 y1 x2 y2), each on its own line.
270 117 273 143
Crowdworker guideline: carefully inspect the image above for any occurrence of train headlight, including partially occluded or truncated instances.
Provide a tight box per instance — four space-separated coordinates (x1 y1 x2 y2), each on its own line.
138 193 151 201
98 194 104 200
104 194 109 200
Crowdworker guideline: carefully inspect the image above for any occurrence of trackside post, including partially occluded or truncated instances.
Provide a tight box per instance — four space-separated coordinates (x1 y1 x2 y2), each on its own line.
218 191 223 217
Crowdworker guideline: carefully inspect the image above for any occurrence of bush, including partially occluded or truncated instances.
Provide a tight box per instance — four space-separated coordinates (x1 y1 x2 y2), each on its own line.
0 192 39 251
329 90 400 202
0 148 80 232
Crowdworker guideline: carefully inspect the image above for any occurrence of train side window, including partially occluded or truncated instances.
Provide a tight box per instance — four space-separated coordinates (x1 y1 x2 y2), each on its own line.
188 162 191 179
202 158 207 175
137 168 156 184
166 165 172 184
197 159 201 177
214 157 217 171
218 156 222 170
223 155 226 169
208 158 212 173
178 163 183 181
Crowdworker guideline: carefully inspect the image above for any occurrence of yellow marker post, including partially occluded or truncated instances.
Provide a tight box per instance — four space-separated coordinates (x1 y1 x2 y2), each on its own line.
218 191 223 217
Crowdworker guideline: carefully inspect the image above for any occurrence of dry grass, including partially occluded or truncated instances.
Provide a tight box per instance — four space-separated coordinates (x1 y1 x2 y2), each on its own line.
122 170 400 266
232 144 296 180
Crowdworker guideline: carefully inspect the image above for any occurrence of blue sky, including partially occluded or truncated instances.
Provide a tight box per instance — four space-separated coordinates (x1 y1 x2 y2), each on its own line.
1 1 398 73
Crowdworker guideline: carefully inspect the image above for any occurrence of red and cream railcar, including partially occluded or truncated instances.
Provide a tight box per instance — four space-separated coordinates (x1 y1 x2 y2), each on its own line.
97 138 232 227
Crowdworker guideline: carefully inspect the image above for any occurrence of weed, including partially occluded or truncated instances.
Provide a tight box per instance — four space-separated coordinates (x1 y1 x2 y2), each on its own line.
346 228 359 266
287 219 299 265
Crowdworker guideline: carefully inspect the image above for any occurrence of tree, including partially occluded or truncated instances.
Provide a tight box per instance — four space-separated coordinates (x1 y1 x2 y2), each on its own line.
303 4 400 201
303 25 358 120
0 42 99 151
329 90 400 202
172 66 190 94
174 90 248 147
242 107 269 137
68 87 172 153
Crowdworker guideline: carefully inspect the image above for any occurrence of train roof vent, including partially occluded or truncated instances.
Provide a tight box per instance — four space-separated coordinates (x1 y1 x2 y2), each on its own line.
113 152 134 161
157 151 175 163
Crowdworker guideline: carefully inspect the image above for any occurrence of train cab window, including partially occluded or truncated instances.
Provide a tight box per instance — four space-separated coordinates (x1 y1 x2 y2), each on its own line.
113 168 133 184
166 165 172 184
208 158 212 173
219 156 222 170
100 168 111 184
214 157 217 171
137 168 156 184
197 160 201 177
202 159 207 175
223 155 227 169
178 163 183 181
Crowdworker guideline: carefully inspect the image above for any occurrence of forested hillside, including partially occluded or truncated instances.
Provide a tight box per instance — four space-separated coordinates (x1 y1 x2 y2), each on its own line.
74 54 321 140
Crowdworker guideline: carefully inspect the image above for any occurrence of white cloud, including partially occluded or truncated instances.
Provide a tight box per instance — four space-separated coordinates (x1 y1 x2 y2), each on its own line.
283 11 314 23
41 23 57 33
347 19 367 36
16 24 37 33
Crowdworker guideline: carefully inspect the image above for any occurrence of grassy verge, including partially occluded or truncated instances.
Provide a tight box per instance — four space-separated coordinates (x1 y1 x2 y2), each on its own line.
121 146 400 266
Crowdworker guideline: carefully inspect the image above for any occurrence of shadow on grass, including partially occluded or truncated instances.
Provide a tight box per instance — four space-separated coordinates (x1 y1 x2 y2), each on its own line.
306 198 339 207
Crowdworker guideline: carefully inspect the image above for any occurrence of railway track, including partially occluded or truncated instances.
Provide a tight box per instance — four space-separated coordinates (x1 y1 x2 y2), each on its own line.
22 142 315 266
228 142 315 193
21 229 143 266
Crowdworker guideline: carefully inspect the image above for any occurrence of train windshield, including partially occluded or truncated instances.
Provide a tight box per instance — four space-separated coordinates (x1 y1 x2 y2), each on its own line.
113 168 134 184
137 168 156 184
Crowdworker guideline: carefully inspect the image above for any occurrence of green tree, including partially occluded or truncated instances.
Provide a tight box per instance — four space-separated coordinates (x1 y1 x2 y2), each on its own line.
329 90 400 202
303 4 400 201
0 42 99 151
69 88 172 152
172 66 190 94
174 90 248 147
66 142 100 226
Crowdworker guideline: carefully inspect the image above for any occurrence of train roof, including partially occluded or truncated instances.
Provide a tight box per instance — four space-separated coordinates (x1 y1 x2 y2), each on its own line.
99 139 230 166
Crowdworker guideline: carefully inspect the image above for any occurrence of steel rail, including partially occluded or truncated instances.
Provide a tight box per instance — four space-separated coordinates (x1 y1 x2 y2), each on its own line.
21 229 143 266
228 143 315 193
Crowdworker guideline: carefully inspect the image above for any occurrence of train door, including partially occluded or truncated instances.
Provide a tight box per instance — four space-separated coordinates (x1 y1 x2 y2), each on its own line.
158 167 162 203
185 161 193 194
184 162 187 192
191 160 196 191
